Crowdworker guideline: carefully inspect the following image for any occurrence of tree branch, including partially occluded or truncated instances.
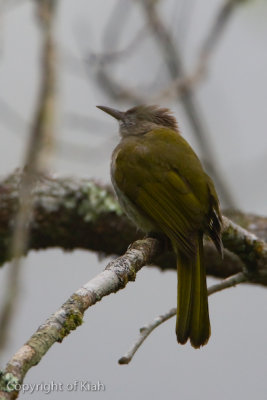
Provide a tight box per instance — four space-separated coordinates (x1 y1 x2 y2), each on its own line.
118 271 248 364
1 172 267 284
0 238 161 399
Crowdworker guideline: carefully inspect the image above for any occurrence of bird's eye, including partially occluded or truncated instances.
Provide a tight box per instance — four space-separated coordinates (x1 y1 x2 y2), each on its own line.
119 120 134 127
126 120 135 127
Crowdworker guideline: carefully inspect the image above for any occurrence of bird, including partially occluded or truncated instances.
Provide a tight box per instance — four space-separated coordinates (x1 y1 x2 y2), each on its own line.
97 104 223 348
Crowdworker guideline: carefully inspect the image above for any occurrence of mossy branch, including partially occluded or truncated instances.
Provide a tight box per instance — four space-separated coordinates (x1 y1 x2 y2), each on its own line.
1 171 267 284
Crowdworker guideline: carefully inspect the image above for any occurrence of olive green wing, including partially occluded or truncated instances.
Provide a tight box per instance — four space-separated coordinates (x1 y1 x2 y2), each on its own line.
138 171 203 255
114 134 209 255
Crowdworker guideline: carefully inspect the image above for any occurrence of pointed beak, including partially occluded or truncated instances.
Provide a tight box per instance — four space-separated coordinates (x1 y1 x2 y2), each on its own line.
96 105 124 120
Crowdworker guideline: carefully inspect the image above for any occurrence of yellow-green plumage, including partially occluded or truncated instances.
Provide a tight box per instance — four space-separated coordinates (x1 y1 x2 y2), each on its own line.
97 105 222 348
176 235 210 347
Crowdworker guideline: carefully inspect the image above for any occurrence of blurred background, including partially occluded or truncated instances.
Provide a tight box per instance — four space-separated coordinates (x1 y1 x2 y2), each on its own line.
0 0 267 398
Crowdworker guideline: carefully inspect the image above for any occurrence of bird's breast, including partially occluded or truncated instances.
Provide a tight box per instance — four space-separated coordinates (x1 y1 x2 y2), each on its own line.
111 146 157 233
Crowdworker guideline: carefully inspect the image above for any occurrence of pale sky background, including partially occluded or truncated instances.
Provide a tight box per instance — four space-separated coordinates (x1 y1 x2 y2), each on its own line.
0 0 267 399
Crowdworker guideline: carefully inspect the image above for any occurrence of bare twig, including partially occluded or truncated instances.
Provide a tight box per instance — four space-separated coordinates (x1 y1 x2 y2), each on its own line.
0 0 57 354
118 271 247 364
118 307 177 365
208 271 247 295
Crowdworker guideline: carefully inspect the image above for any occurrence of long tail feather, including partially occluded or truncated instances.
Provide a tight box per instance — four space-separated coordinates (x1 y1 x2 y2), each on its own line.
175 234 210 348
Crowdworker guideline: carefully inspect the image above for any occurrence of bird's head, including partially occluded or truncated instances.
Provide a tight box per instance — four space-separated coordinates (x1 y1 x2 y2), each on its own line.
97 105 178 137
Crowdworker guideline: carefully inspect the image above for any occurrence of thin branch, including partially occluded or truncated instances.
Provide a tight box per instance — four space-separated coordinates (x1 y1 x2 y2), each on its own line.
208 271 247 295
0 0 57 354
118 271 247 364
0 238 161 399
118 307 177 365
